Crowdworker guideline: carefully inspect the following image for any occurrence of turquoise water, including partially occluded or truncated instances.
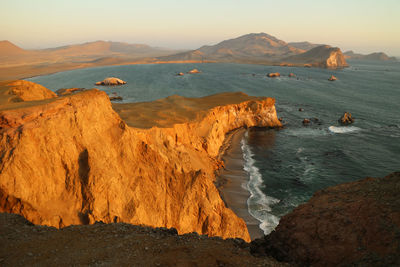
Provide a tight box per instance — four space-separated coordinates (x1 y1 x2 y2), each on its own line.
29 60 400 234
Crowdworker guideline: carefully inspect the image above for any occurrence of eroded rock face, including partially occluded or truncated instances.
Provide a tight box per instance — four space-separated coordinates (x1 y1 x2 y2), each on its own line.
0 81 282 242
95 77 126 86
251 172 400 266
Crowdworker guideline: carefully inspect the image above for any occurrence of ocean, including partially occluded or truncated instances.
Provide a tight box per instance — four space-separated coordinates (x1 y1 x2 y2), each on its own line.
28 60 400 235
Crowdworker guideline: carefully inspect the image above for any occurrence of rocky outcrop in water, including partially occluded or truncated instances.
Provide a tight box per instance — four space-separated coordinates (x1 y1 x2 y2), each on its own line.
251 172 400 266
188 69 201 74
0 81 282 242
339 112 354 125
328 75 337 81
95 77 126 85
267 73 280 78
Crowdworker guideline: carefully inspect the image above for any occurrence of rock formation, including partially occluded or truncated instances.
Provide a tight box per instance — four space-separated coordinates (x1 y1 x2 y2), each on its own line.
288 73 296 78
95 77 126 86
0 81 282 243
339 112 354 125
251 172 400 266
328 75 337 81
176 72 184 76
0 80 57 103
188 69 201 74
267 73 280 78
55 88 85 96
283 45 348 69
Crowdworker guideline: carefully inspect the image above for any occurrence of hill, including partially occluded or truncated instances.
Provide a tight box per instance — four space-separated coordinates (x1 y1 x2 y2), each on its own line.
282 45 348 68
159 33 348 68
0 40 27 57
344 50 397 61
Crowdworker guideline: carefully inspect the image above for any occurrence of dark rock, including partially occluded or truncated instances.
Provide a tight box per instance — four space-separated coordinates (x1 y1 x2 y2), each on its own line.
302 118 311 125
298 108 304 112
251 172 400 266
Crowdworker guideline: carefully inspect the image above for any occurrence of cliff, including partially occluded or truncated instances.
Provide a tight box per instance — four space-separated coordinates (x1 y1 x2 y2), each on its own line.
0 81 282 243
282 45 348 68
251 172 400 266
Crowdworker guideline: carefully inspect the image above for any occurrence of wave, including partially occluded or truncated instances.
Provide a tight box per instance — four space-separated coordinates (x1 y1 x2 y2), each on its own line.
328 126 361 134
241 131 280 235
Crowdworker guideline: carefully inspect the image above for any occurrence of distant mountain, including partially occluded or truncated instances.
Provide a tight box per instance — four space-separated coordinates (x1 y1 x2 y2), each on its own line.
282 45 348 68
0 40 182 67
0 41 27 56
344 51 397 61
159 33 348 68
288 41 322 51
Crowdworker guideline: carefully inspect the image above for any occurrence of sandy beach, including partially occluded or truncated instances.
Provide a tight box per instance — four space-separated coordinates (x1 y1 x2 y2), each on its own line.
218 128 264 240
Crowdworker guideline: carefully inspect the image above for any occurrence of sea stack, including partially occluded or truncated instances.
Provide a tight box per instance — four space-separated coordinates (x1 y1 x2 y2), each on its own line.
328 75 337 81
338 112 354 125
95 77 127 86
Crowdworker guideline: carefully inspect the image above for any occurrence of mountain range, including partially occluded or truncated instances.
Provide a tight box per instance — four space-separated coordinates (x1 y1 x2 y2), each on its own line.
343 50 397 61
0 33 396 80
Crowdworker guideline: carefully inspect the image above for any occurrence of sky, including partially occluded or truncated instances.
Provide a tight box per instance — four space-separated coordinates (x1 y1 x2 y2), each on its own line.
1 0 400 55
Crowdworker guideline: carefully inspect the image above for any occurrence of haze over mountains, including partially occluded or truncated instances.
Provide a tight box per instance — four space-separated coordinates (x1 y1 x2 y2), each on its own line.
0 40 180 67
0 32 396 80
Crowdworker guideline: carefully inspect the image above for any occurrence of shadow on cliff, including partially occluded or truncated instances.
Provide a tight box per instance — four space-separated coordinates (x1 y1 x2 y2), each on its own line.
78 149 92 225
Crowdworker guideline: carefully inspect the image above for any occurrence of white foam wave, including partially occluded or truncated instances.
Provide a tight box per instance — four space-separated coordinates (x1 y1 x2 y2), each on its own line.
328 126 361 134
241 131 280 235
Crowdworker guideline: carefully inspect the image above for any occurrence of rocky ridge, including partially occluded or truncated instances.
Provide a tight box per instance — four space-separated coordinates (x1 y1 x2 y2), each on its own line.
251 172 400 266
0 80 282 243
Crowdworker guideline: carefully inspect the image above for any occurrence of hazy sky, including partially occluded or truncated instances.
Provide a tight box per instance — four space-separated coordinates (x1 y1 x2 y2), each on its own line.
1 0 400 55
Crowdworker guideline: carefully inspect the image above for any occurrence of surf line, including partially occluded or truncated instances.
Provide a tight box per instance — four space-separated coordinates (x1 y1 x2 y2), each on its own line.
241 130 280 235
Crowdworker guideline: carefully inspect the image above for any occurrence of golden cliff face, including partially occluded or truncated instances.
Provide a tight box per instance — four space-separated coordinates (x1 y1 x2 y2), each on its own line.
0 81 281 242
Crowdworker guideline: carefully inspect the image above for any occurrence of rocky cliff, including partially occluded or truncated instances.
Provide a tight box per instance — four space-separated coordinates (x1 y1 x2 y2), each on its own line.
0 81 282 242
282 45 348 68
251 172 400 266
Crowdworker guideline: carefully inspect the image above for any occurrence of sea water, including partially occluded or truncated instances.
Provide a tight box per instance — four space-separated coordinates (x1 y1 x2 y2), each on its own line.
29 60 400 235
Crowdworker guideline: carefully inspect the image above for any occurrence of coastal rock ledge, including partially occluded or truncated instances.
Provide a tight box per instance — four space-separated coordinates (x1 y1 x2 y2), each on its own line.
251 172 400 266
0 80 282 242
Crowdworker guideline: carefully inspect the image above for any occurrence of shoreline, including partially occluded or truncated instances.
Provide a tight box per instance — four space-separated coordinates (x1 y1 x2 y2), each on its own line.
217 128 264 240
0 60 216 81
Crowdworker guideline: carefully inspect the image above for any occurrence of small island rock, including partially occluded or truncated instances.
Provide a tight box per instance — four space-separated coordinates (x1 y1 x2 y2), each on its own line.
188 69 201 74
288 73 296 78
338 112 354 125
328 75 337 81
176 72 185 76
95 77 127 86
267 72 280 78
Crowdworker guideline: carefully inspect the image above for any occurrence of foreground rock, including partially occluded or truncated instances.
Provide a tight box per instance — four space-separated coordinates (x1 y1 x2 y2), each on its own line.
251 172 400 266
0 213 282 266
95 77 126 85
0 81 282 242
339 112 354 125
